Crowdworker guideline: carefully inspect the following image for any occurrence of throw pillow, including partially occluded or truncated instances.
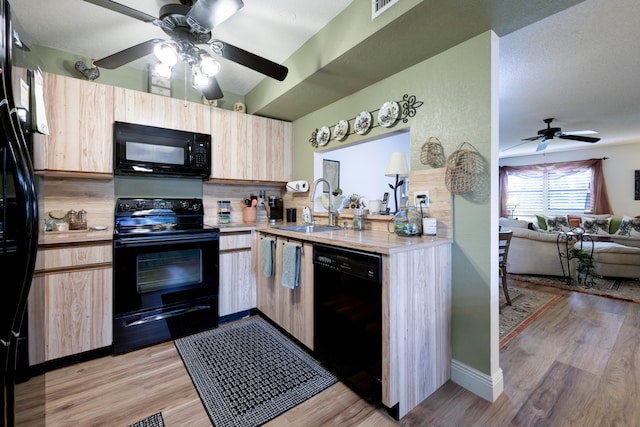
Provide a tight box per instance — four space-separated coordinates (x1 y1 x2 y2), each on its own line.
567 214 582 228
581 216 612 235
614 216 640 237
499 218 530 229
536 215 547 231
544 215 572 232
609 216 623 234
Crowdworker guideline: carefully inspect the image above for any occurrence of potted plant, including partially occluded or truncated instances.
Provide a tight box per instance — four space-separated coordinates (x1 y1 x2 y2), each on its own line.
568 247 594 277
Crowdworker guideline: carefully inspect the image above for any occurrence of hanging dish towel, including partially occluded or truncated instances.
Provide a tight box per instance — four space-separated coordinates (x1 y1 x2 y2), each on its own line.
281 242 301 289
261 237 276 277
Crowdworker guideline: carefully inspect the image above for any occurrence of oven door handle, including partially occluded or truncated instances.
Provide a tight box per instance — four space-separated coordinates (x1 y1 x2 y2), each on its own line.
123 305 211 327
114 233 218 248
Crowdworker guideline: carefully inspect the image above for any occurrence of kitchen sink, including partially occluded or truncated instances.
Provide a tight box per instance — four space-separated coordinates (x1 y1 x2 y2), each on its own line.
272 224 343 233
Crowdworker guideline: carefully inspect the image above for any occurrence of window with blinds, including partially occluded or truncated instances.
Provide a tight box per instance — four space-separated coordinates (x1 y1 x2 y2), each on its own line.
507 168 592 217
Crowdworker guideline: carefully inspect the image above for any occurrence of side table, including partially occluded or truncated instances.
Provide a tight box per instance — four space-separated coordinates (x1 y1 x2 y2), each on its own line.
556 231 595 286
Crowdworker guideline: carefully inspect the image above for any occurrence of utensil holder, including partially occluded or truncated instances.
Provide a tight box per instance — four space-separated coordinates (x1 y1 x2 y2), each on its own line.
243 206 257 223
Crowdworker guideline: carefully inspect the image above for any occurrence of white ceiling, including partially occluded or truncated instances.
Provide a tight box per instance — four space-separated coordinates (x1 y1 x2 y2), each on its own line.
10 0 640 158
499 0 640 157
10 0 353 95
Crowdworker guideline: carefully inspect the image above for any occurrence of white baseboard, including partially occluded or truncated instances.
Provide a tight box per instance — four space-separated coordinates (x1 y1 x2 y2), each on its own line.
450 359 503 402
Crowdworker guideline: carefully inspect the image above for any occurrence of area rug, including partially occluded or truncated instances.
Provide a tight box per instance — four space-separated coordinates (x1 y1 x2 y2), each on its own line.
500 285 562 348
127 412 164 427
508 273 640 304
174 317 337 427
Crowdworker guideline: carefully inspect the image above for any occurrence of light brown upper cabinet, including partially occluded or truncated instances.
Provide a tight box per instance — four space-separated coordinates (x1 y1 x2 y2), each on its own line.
32 73 114 174
210 108 293 182
113 87 211 134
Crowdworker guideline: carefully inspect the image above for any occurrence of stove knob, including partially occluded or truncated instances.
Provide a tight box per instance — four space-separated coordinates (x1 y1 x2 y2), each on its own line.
135 200 144 209
191 203 200 211
180 201 190 210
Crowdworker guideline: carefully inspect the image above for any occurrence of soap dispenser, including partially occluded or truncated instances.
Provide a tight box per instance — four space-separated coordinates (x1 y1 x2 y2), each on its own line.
302 206 312 225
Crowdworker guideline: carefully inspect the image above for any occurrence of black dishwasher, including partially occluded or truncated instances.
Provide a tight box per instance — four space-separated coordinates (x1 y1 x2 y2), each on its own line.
313 243 382 403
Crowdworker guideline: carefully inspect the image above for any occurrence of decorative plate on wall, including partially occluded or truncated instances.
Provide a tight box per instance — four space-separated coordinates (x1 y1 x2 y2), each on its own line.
378 101 400 127
316 126 331 146
354 111 372 135
333 119 349 140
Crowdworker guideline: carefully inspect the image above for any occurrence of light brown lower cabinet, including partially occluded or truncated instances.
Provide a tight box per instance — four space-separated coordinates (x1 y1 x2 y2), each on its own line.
256 234 313 349
219 231 257 317
28 243 113 365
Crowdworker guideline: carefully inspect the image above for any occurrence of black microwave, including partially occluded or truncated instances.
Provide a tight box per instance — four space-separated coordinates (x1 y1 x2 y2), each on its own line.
114 121 211 178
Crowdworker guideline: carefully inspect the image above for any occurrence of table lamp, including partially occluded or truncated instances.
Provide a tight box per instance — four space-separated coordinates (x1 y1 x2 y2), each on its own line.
506 198 518 218
385 152 409 213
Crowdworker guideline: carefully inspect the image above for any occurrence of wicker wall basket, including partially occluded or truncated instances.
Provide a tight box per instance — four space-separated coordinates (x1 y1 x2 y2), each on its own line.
420 137 446 168
445 142 478 195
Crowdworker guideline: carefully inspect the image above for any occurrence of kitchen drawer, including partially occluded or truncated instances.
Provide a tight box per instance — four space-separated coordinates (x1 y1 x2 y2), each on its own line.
220 231 255 251
36 243 112 272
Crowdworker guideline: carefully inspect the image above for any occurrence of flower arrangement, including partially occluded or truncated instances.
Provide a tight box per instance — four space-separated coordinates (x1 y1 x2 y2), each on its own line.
347 193 366 209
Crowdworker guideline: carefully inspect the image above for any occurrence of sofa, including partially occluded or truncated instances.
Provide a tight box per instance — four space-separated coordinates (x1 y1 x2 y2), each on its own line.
499 218 573 277
499 215 640 279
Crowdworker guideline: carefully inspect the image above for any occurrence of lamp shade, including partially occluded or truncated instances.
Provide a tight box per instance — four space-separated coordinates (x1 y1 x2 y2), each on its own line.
385 152 409 177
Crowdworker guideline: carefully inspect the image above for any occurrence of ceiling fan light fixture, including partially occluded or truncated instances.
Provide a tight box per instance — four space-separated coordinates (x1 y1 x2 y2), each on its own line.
199 54 221 77
154 41 178 66
192 69 211 88
153 61 173 79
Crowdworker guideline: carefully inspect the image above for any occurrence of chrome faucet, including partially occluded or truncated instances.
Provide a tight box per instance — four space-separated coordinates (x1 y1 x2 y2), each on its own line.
310 178 335 226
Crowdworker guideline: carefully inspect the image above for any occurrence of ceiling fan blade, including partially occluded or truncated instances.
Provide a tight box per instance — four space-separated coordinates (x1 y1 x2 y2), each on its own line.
502 140 532 152
83 0 157 23
210 40 288 81
201 76 224 100
187 0 244 32
93 39 163 69
521 136 542 141
558 135 601 143
561 130 598 136
536 139 551 152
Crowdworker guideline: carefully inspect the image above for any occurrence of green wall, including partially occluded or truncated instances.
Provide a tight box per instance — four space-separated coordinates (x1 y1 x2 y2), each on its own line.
292 31 498 378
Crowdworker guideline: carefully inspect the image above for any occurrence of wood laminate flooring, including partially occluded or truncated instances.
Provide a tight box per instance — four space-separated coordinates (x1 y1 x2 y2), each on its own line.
16 281 640 425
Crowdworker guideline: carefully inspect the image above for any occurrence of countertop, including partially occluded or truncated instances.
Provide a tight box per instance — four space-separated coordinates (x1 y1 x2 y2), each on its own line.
40 228 114 246
38 222 451 255
255 223 451 255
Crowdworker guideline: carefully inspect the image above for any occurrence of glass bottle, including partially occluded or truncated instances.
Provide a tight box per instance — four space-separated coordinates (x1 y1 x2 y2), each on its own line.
78 209 87 230
218 201 231 224
67 209 79 230
353 208 364 230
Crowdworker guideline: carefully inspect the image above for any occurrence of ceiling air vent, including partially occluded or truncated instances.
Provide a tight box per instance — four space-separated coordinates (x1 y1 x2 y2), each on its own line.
372 0 399 19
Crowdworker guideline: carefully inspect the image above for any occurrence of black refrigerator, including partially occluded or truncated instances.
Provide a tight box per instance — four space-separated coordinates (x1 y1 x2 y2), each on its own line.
1 1 47 425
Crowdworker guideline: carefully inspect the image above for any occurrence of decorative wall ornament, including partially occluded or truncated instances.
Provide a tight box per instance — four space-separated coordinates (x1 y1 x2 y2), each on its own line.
309 94 423 148
74 61 100 81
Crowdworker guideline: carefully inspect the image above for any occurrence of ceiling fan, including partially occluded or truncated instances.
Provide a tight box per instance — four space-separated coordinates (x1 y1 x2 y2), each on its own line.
83 0 289 100
522 118 600 152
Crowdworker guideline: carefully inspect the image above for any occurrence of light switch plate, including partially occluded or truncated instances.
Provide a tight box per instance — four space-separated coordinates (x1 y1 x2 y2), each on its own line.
414 191 429 207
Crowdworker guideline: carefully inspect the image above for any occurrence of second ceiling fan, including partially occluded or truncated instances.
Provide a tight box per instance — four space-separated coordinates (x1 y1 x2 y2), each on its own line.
522 118 600 152
84 0 289 100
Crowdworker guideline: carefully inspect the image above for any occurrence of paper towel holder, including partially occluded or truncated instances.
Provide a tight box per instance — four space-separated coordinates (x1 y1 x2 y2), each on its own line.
286 180 309 192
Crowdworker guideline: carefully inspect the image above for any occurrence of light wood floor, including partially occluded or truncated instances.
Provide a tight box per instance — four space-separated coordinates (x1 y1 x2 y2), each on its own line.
16 280 640 426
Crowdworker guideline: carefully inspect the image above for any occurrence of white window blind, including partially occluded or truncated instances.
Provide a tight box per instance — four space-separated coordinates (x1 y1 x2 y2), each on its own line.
507 168 592 217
